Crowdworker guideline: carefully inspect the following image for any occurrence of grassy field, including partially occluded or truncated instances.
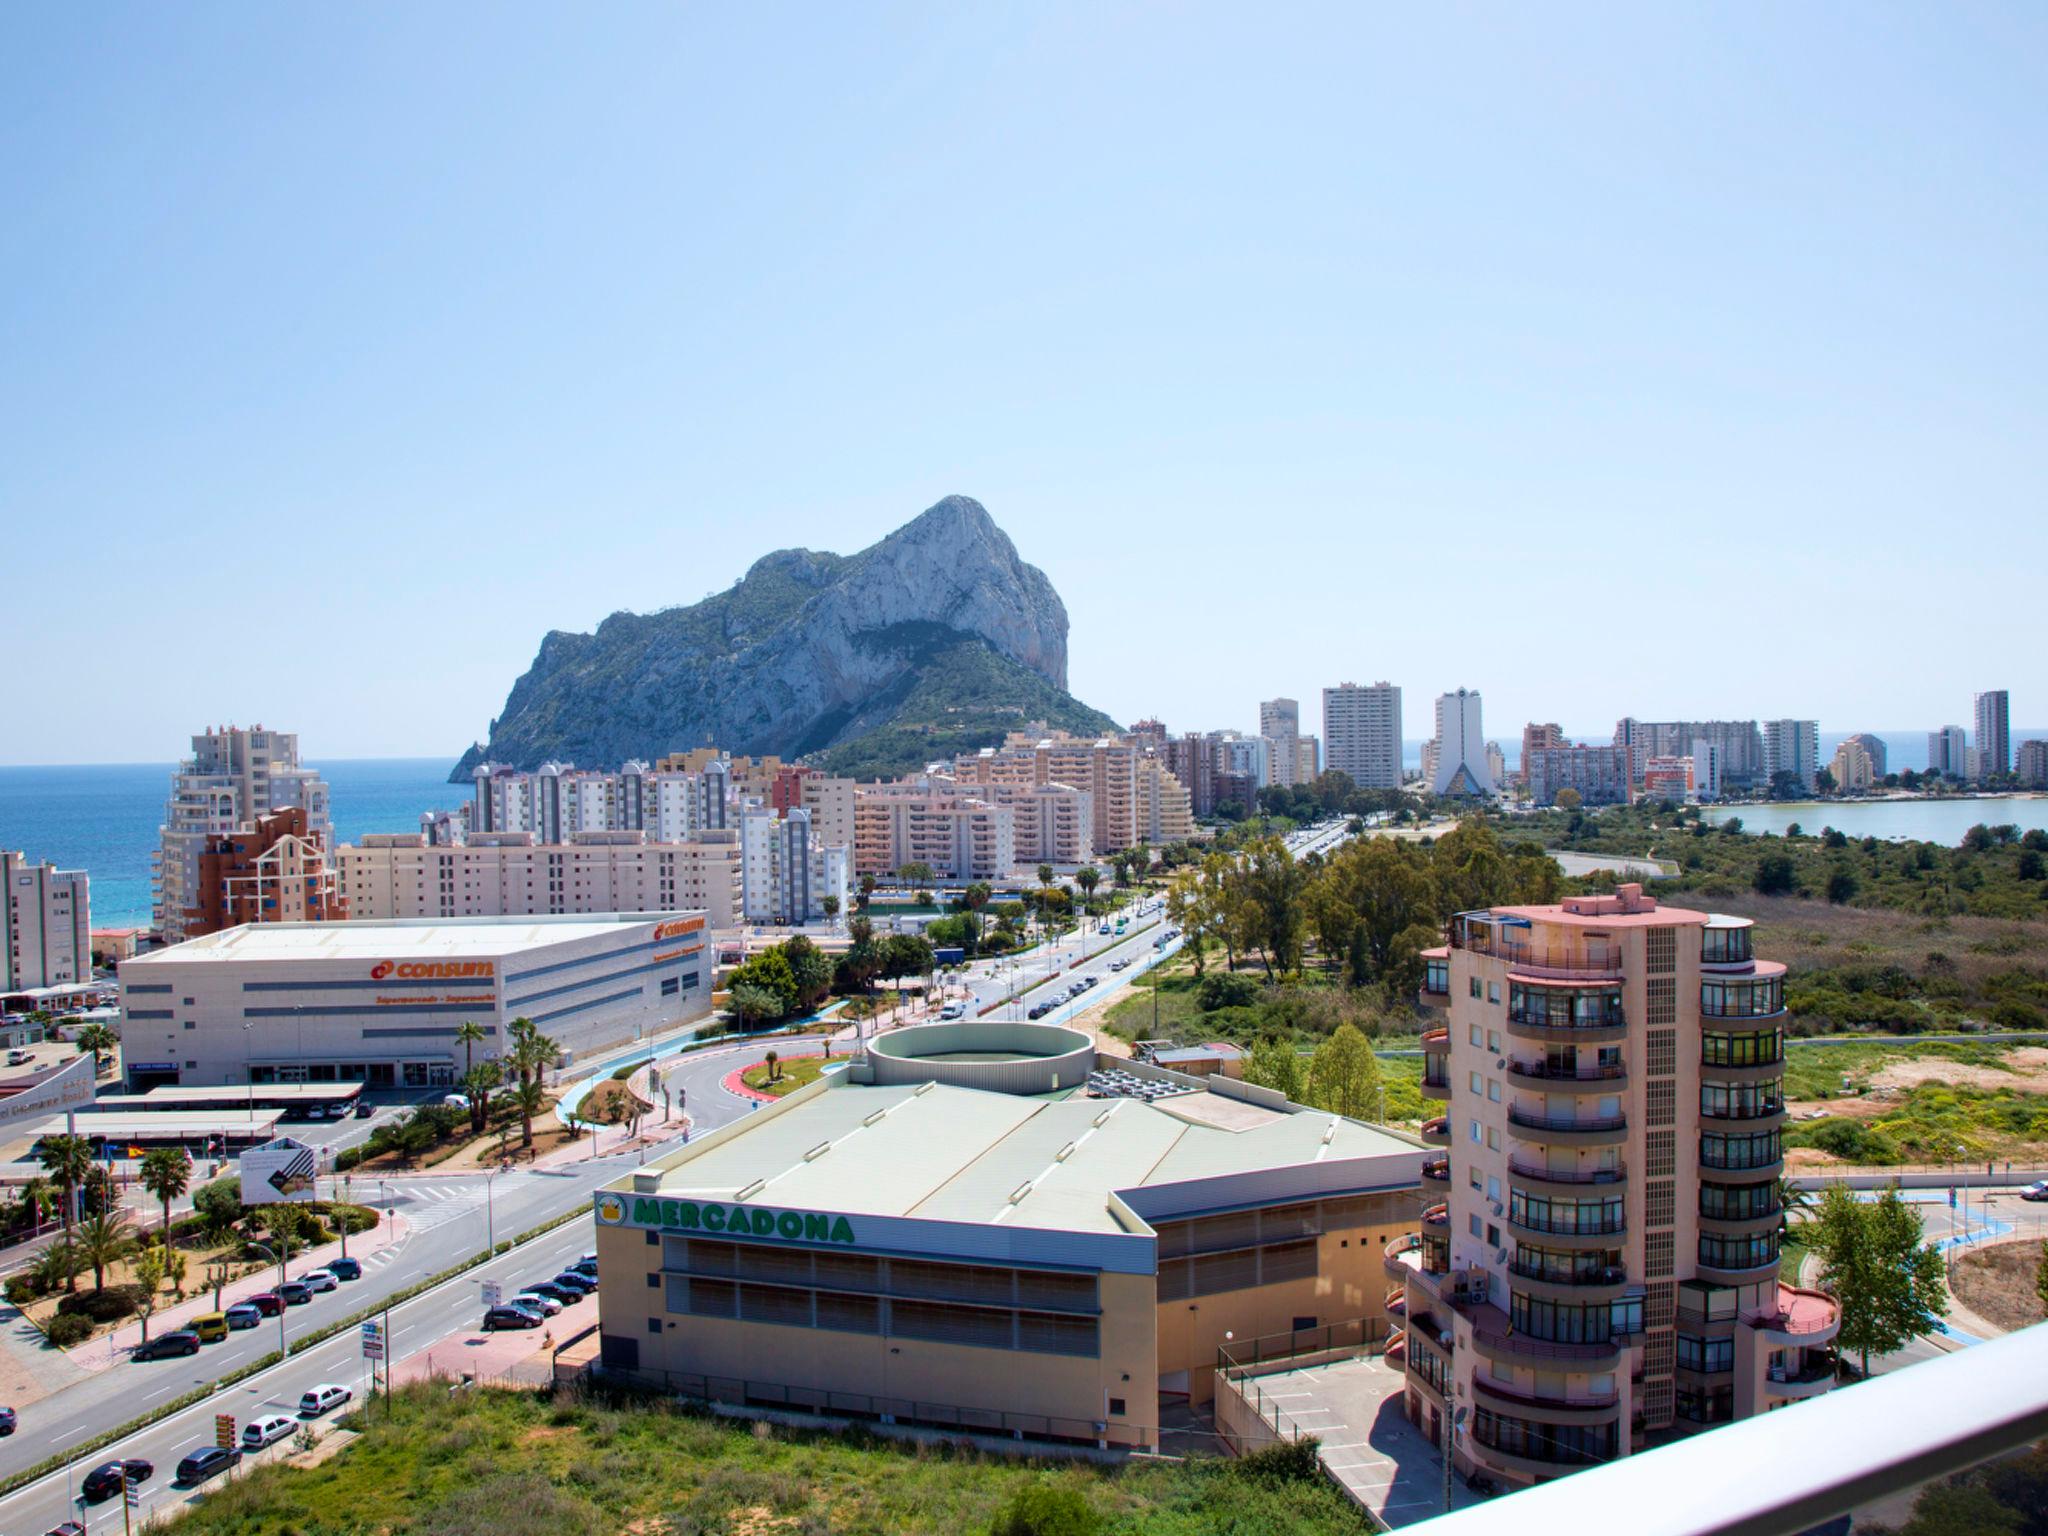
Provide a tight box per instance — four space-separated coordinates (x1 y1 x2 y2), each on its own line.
160 1383 1366 1536
1781 1038 2048 1165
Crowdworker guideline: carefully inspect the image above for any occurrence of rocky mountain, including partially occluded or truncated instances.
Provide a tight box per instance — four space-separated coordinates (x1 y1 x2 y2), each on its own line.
451 496 1119 782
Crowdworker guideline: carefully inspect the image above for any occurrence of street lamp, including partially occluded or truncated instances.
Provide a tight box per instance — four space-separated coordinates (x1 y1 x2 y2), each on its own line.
245 1240 290 1358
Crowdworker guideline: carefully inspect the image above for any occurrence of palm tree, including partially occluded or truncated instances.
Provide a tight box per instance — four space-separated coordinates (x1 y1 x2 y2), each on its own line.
1777 1174 1815 1238
38 1134 93 1240
72 1023 118 1077
509 1078 548 1150
1075 865 1100 907
1036 864 1055 943
32 1236 79 1297
138 1148 192 1243
454 1020 486 1080
74 1208 133 1293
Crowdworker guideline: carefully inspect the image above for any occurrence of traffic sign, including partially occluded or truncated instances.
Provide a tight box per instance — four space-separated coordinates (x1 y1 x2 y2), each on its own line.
215 1413 235 1449
362 1338 384 1360
481 1281 502 1309
125 1472 141 1508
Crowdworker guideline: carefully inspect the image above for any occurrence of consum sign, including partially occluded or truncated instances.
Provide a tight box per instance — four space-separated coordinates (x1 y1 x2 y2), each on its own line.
596 1191 855 1246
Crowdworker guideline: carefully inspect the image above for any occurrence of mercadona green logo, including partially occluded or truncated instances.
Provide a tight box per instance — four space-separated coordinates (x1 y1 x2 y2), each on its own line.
599 1193 856 1246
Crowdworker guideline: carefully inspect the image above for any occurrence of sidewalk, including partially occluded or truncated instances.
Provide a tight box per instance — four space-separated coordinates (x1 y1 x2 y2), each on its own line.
388 1286 598 1388
65 1209 415 1370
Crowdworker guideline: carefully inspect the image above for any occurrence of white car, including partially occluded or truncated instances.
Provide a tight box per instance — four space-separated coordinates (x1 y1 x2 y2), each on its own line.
298 1384 352 1417
513 1291 563 1316
441 1093 471 1110
241 1413 296 1449
300 1270 338 1293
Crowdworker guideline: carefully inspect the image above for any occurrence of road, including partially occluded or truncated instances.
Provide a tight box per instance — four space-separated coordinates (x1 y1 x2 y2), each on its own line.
0 1215 603 1536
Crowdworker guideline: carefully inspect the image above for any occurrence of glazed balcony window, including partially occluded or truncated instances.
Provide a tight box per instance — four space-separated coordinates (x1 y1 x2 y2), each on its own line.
1473 1408 1617 1467
1676 1383 1736 1425
1700 977 1784 1017
1699 1183 1782 1221
1702 1030 1784 1068
1509 1292 1644 1345
1701 1130 1782 1169
1424 959 1450 995
1510 1192 1625 1235
1700 1230 1780 1270
1509 1246 1626 1285
1701 1083 1784 1119
1509 985 1624 1027
1676 1333 1735 1374
1701 927 1754 966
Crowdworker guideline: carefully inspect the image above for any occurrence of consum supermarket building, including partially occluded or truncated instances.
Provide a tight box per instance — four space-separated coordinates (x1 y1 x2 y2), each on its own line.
590 1026 1423 1449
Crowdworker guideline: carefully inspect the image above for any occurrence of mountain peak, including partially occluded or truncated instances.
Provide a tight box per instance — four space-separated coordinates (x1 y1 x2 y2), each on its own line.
452 497 1112 781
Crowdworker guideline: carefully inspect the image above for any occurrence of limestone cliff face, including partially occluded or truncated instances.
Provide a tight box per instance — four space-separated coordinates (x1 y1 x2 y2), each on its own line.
452 496 1114 780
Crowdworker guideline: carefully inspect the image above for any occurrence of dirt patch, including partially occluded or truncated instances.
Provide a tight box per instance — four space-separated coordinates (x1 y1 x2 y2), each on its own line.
521 1424 574 1443
1870 1047 2048 1093
289 1428 359 1468
1951 1239 2048 1334
581 1079 654 1124
731 1506 797 1536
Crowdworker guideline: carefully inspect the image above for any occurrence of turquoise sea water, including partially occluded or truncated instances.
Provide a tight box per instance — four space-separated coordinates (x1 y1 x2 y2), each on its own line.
1700 795 2048 844
0 758 461 928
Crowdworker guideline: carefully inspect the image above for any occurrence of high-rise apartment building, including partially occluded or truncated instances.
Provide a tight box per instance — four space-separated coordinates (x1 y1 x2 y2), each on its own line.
946 732 1182 855
1431 689 1494 797
1640 757 1697 802
1760 721 1820 793
187 808 345 938
1293 735 1321 785
1526 745 1630 807
1690 741 1723 802
155 727 332 945
853 784 1015 881
1973 691 2011 781
471 760 741 841
1927 726 1970 780
1397 887 1836 1486
2015 740 2048 790
738 808 850 926
1841 734 1888 782
1618 722 1765 791
1828 740 1876 795
1260 699 1302 787
1324 682 1402 789
2 850 92 992
1520 724 1566 787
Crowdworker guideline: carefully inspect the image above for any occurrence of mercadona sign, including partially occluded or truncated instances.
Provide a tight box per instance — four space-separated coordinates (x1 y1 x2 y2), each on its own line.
596 1190 854 1245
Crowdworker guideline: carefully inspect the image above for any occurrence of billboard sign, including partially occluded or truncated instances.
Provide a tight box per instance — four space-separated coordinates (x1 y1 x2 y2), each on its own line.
238 1137 317 1206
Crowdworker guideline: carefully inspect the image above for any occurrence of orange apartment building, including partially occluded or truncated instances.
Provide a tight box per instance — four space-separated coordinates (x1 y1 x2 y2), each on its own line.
1391 884 1838 1484
184 808 344 939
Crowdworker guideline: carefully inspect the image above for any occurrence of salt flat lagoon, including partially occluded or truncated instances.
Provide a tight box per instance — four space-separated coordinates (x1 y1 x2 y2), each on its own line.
1701 795 2048 845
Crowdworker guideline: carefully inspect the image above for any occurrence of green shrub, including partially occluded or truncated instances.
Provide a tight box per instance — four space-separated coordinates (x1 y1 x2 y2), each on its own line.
1197 973 1261 1012
3 1275 40 1307
1787 1118 1900 1164
57 1284 145 1323
987 1482 1100 1536
44 1313 92 1347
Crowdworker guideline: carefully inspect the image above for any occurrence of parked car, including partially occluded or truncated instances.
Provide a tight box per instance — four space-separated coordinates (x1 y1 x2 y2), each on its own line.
298 1384 352 1417
44 1521 85 1536
937 1002 966 1020
241 1413 296 1449
552 1270 598 1294
524 1280 580 1305
574 1253 599 1270
354 1099 377 1117
245 1291 284 1317
190 1311 229 1343
513 1291 563 1316
278 1282 314 1306
81 1459 153 1502
1109 958 1130 972
174 1446 241 1486
483 1305 543 1331
132 1331 201 1361
327 1256 362 1281
301 1269 339 1293
2022 1180 2048 1203
442 1093 471 1111
0 1405 15 1434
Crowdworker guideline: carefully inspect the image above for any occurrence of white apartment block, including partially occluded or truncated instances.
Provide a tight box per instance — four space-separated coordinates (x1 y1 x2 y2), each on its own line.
154 726 332 945
853 784 1016 880
1293 734 1321 784
3 851 91 991
339 831 744 929
1973 691 2010 781
1927 726 1970 780
1260 699 1301 787
1691 740 1724 801
1134 758 1196 845
1760 720 1820 793
470 760 734 842
738 808 851 926
1323 682 1402 789
973 782 1095 867
1829 739 1876 795
1431 688 1494 797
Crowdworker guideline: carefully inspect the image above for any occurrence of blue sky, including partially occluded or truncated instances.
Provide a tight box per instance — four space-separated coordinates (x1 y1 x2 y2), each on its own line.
3 5 2044 765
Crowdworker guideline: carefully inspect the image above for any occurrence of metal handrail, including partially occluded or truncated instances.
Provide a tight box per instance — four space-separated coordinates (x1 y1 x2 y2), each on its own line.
1509 1108 1628 1133
1507 1009 1627 1029
1509 1211 1627 1238
1509 1262 1629 1288
1508 1158 1626 1185
1508 1060 1628 1082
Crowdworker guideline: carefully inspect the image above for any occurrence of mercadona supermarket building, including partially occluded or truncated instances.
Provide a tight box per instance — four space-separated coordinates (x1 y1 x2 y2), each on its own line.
590 1022 1423 1448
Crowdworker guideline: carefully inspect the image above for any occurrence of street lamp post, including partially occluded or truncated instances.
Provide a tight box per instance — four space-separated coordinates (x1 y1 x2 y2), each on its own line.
245 1240 289 1359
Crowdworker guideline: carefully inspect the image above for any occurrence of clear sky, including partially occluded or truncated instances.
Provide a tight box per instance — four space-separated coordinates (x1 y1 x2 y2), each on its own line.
4 5 2044 765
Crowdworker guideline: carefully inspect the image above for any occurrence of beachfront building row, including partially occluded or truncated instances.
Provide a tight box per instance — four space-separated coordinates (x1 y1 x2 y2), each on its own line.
1395 885 1837 1487
947 732 1194 854
3 849 92 993
155 726 334 945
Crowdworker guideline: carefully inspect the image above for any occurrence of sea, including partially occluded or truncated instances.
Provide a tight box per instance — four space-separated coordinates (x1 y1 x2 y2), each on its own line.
0 758 462 929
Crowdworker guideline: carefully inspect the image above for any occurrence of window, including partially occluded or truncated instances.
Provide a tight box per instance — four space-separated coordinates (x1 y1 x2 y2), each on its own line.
1486 1176 1500 1202
1108 1397 1126 1417
1487 1030 1500 1053
1469 1071 1484 1094
1470 1121 1481 1144
1486 1127 1500 1151
646 1316 662 1334
1470 1215 1483 1238
1488 982 1501 1004
1470 1024 1483 1045
660 977 680 997
1470 978 1482 999
1486 1080 1501 1102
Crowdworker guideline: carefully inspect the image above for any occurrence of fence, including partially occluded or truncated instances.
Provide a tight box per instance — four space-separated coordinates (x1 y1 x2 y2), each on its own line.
1213 1317 1388 1454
